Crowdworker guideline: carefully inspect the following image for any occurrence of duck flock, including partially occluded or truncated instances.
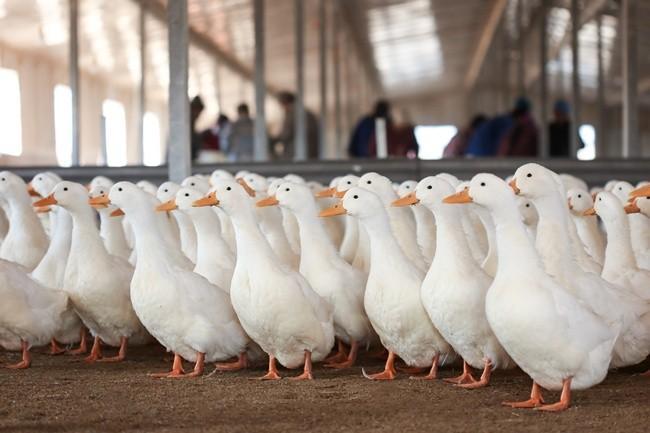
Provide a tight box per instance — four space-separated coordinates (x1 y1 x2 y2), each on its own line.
1 162 650 412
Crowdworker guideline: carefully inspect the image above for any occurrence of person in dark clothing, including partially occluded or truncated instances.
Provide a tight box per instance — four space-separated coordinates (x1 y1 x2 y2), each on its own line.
465 115 513 157
190 96 205 160
497 97 539 157
348 100 392 158
443 114 487 158
548 99 583 157
270 91 319 160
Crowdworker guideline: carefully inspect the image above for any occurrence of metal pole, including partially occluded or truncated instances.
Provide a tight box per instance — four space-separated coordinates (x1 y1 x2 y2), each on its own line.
167 0 191 182
569 0 580 158
318 0 327 159
516 0 525 97
138 1 146 164
596 14 605 158
538 0 548 158
622 0 639 158
294 0 307 160
333 7 342 158
69 0 80 166
253 0 268 161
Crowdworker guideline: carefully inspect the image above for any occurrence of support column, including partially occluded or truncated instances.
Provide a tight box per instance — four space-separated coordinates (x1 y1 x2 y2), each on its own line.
167 0 191 182
69 0 80 166
318 0 327 159
253 0 268 161
294 0 307 160
570 0 580 158
596 14 605 158
333 6 342 158
538 0 548 158
138 1 146 164
516 0 525 96
621 0 639 158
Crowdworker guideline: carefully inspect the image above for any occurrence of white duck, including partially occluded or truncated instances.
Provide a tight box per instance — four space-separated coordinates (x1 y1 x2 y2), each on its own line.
0 171 48 270
588 191 650 300
44 182 150 362
511 164 650 368
330 175 365 268
517 197 538 241
444 174 617 411
612 181 650 269
567 188 606 265
322 187 453 380
306 180 344 248
160 187 235 293
103 182 250 376
157 182 196 263
397 180 436 264
259 182 373 368
194 180 334 380
137 180 158 196
394 177 513 387
358 173 427 272
88 185 131 261
268 178 301 256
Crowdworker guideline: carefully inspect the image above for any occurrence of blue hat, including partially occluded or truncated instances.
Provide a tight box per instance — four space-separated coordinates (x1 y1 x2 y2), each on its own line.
554 99 570 114
513 97 530 112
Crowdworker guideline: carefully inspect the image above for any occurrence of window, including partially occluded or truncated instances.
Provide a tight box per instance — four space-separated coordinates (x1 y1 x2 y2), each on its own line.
0 68 22 156
102 99 127 167
142 112 161 166
578 124 596 161
415 125 458 160
53 84 73 166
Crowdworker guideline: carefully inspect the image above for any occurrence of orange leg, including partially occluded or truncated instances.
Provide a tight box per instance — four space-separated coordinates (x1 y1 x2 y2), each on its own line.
362 351 396 380
83 336 103 363
97 337 128 363
641 370 650 377
255 355 281 380
503 381 545 409
213 352 249 372
324 339 348 364
6 340 31 369
325 340 359 369
49 339 66 355
444 360 477 385
182 352 205 378
410 355 439 380
149 353 185 378
291 351 314 380
67 329 88 355
536 378 571 412
457 359 493 389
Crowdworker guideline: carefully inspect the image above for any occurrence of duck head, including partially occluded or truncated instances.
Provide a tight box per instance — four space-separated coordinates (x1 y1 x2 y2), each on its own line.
107 181 155 217
136 180 158 196
517 198 538 226
29 172 61 198
284 173 306 184
331 174 359 198
35 181 88 212
237 173 266 197
587 191 624 222
320 187 383 220
511 163 561 199
210 169 234 186
88 175 114 191
0 171 30 201
266 182 314 213
172 187 204 214
567 188 594 215
396 180 418 200
627 196 650 216
181 175 210 194
358 172 396 204
443 173 515 212
611 181 634 204
156 181 180 204
192 180 252 216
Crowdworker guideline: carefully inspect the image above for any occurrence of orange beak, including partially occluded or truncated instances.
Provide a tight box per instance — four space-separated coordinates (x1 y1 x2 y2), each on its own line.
392 192 419 207
237 179 256 197
110 208 125 217
509 179 520 194
316 187 336 198
33 194 57 207
629 185 650 199
624 201 641 214
319 202 347 217
89 195 110 208
27 183 41 197
156 199 178 212
193 192 219 207
334 190 346 198
443 189 473 204
568 198 573 210
35 206 51 214
583 208 597 216
256 195 279 207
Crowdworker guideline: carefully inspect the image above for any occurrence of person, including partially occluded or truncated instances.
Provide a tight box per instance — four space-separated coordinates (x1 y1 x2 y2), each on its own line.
443 115 487 158
190 96 205 160
497 97 539 157
549 99 583 157
465 114 513 157
270 91 319 160
227 103 255 161
367 110 418 158
348 100 391 158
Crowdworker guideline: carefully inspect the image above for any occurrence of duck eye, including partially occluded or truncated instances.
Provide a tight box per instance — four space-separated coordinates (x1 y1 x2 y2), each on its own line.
285 188 290 192
598 197 602 201
526 173 532 178
164 189 168 193
191 183 195 186
185 193 189 197
1 178 5 181
63 187 68 191
427 185 432 190
347 181 351 184
577 194 582 198
353 195 359 199
38 177 42 181
480 182 486 187
367 180 372 184
526 204 530 208
118 187 123 192
226 186 231 191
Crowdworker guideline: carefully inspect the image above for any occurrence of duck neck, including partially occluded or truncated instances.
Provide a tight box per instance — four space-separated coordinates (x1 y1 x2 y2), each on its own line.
430 204 475 268
601 209 637 271
98 209 129 251
530 193 575 270
230 204 278 267
473 206 496 266
68 205 111 264
4 193 46 241
359 211 410 271
292 204 340 273
32 209 72 286
189 207 232 264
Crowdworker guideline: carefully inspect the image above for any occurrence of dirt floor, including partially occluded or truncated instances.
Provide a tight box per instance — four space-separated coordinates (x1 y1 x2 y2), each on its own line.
1 345 650 433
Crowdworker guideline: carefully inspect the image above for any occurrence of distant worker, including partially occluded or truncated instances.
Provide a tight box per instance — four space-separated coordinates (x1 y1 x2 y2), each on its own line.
348 100 391 158
190 96 205 161
227 103 255 161
497 97 538 157
465 114 512 157
443 114 487 158
549 99 583 157
270 91 319 160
